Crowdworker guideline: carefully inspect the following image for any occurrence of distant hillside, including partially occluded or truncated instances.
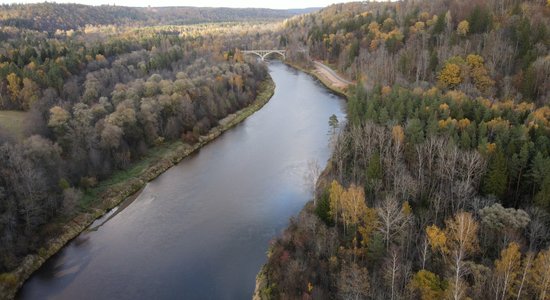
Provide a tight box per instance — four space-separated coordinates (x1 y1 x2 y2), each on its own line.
0 3 146 31
0 3 309 32
285 7 321 14
143 6 315 25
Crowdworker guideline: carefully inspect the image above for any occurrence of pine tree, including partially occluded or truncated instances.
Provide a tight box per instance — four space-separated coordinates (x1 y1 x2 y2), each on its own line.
329 180 344 226
315 190 333 226
366 153 382 181
535 175 550 212
406 118 425 145
408 270 446 300
483 150 508 199
467 5 493 34
431 13 446 35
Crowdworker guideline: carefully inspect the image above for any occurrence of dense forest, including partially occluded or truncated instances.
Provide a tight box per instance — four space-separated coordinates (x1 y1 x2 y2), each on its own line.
0 3 294 282
259 0 550 299
0 3 314 32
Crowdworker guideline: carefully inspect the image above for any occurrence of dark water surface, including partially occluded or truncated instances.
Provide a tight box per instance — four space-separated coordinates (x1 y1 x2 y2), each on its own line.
18 62 346 300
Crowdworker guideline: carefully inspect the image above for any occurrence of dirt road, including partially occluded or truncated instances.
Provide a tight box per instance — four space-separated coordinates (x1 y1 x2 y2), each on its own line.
313 61 353 90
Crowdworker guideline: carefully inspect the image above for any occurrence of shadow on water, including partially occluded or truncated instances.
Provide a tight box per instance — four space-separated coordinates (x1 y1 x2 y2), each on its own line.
20 234 93 300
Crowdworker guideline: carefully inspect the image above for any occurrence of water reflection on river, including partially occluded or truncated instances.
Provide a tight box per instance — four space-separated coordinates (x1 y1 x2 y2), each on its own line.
18 62 346 300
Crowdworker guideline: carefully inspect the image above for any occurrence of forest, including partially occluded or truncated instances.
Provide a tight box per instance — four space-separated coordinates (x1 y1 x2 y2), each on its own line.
1 0 550 299
0 3 295 283
0 3 312 32
258 0 550 299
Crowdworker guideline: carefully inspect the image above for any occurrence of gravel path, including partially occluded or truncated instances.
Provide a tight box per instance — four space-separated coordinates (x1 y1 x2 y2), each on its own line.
313 61 353 89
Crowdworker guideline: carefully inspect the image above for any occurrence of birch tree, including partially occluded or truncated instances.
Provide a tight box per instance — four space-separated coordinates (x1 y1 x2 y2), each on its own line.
529 249 550 300
493 242 521 300
377 195 411 249
427 212 479 300
446 212 479 300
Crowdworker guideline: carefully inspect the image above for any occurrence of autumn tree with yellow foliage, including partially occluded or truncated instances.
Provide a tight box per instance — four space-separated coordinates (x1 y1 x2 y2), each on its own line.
341 184 367 235
329 180 379 251
427 212 479 300
466 54 495 95
529 249 550 300
493 242 521 300
6 73 21 105
457 20 469 36
438 63 463 88
437 54 495 96
329 180 345 226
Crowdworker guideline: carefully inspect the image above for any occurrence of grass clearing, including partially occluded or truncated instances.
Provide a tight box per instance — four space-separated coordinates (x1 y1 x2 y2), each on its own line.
0 110 27 140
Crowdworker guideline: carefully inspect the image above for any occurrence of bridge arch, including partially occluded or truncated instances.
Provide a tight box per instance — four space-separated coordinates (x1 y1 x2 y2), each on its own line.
261 50 286 60
241 49 286 61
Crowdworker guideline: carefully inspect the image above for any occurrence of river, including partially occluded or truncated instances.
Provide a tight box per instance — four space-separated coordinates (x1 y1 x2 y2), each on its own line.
18 62 346 300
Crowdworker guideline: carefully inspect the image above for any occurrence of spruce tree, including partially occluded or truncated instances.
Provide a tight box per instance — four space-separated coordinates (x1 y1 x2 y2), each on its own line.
483 150 509 198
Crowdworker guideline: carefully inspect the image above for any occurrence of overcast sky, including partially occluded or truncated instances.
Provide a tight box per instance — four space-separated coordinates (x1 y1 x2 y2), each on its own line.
1 0 359 9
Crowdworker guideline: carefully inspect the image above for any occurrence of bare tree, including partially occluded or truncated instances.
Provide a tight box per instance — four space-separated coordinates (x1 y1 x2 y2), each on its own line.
527 207 550 251
459 150 486 192
8 148 48 231
377 195 410 249
338 262 370 300
304 159 321 205
331 129 349 183
436 141 460 214
383 246 402 300
349 124 367 182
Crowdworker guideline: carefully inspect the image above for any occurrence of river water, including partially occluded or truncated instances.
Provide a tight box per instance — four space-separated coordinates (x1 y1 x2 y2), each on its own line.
18 62 346 299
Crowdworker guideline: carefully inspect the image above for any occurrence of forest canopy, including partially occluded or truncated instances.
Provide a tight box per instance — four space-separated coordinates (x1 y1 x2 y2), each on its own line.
259 0 550 299
0 3 315 32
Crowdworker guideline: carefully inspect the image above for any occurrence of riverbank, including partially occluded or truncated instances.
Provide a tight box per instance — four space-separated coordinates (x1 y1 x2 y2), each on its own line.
253 61 349 300
0 76 275 300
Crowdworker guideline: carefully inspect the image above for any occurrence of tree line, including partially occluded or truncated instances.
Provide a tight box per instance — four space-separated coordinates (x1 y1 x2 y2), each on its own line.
0 3 303 32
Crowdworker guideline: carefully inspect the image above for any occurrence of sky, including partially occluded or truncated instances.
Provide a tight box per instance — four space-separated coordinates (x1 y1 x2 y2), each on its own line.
1 0 359 9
